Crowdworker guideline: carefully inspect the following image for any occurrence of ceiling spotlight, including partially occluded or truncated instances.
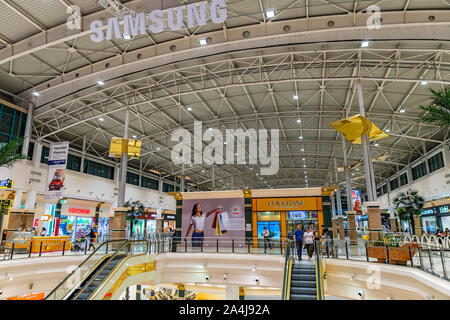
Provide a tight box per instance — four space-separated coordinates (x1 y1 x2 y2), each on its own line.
293 95 299 100
208 128 212 131
97 80 105 86
302 158 305 161
399 109 406 113
32 91 40 97
301 148 304 152
361 40 371 48
420 81 428 85
296 119 301 123
265 9 276 19
98 117 104 122
186 106 192 111
132 135 137 138
385 129 390 132
198 38 208 46
299 136 303 140
224 141 227 145
303 165 306 168
375 143 379 147
156 147 160 150
123 33 131 40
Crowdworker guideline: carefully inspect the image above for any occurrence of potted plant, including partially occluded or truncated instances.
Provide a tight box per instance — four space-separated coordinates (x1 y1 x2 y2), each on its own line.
367 232 419 266
393 190 425 235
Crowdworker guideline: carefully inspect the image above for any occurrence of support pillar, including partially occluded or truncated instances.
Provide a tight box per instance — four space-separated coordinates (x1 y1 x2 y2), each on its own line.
338 216 345 240
341 137 352 211
346 211 357 245
225 285 240 300
110 208 127 240
176 283 185 300
389 218 397 233
118 110 129 207
21 103 33 156
414 216 422 235
365 202 382 241
331 218 339 240
25 140 42 211
330 194 336 218
211 165 215 190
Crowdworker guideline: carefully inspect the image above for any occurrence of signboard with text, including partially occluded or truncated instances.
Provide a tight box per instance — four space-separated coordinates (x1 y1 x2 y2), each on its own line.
44 142 69 200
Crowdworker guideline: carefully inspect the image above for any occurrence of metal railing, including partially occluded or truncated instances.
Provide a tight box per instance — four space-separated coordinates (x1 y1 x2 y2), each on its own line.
320 238 449 281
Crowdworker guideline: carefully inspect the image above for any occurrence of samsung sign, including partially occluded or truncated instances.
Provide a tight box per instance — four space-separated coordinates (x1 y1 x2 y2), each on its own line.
90 0 227 43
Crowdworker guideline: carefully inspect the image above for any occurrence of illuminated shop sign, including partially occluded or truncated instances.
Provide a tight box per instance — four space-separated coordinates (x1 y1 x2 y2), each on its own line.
90 0 227 43
0 179 13 188
68 208 91 214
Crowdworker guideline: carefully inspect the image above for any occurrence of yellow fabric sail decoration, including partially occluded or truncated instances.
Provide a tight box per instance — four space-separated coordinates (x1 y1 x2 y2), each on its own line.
109 137 142 158
328 114 390 144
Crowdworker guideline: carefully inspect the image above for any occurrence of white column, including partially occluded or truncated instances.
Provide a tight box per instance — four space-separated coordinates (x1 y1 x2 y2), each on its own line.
80 135 86 173
21 103 33 156
119 110 129 207
357 81 377 201
334 158 343 215
211 165 215 190
12 189 23 209
342 136 352 213
25 140 42 210
225 285 240 300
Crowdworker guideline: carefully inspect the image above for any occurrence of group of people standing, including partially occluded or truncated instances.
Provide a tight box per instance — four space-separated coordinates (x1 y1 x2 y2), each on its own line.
293 223 329 261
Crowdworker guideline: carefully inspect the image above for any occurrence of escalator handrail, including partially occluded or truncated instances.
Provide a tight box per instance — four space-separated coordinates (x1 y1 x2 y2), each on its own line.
281 240 293 300
314 240 324 300
71 240 148 300
89 240 150 300
44 239 128 300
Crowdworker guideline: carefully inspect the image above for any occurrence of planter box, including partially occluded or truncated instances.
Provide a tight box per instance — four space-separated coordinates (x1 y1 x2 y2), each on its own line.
368 243 419 266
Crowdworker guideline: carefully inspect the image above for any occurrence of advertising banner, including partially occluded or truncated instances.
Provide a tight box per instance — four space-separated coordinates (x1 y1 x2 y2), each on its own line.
44 142 69 200
182 198 245 248
351 190 362 214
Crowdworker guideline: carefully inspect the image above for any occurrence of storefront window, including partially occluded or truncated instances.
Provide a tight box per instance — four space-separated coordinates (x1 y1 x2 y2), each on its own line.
286 211 318 236
440 216 450 231
422 215 437 234
256 212 280 239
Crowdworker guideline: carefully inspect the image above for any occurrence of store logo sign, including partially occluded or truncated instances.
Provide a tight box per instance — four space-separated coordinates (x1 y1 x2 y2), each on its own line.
68 208 91 214
90 0 227 43
171 121 279 175
268 200 304 209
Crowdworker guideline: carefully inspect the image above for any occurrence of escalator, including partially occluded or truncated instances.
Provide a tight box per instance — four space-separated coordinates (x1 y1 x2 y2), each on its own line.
282 241 325 300
45 240 148 300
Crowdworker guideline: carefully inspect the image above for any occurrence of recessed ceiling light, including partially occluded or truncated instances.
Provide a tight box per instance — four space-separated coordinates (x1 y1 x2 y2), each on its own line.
400 109 406 113
187 106 192 111
98 117 104 122
32 91 40 97
156 147 160 150
132 135 137 138
385 129 390 132
97 80 105 86
299 136 303 140
303 165 306 168
296 119 301 123
202 170 205 173
208 128 212 131
198 38 208 46
301 148 304 152
361 40 370 48
375 143 379 147
235 153 238 156
420 81 428 85
302 158 305 161
293 95 299 100
224 141 227 145
265 9 276 19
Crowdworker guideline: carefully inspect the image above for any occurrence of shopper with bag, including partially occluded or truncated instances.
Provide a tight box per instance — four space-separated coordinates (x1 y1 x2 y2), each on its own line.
185 203 223 248
293 224 304 260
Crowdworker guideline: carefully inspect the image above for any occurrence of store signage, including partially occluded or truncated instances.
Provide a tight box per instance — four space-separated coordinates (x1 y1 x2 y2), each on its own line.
164 214 176 220
7 292 45 300
90 0 227 43
0 199 12 215
256 197 320 211
68 208 91 214
0 179 13 188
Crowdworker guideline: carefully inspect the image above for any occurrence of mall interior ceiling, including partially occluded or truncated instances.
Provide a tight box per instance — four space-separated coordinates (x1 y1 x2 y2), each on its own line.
0 0 448 193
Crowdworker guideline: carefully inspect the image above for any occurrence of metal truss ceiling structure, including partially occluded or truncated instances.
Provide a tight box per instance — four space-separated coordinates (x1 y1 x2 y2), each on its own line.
0 0 449 192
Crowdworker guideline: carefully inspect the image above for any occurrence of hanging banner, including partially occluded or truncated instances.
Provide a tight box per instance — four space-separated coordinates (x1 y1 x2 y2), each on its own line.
44 142 69 200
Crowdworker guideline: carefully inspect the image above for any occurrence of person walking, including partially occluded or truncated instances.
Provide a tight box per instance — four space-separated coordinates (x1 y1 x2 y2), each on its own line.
88 227 96 251
293 224 304 260
304 226 315 261
169 227 177 252
262 226 272 251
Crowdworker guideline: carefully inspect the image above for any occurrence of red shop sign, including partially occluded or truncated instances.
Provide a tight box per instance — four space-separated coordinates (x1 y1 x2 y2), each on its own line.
68 208 91 214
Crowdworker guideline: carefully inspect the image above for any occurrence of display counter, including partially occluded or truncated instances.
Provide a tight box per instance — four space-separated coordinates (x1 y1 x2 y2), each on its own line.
6 232 72 253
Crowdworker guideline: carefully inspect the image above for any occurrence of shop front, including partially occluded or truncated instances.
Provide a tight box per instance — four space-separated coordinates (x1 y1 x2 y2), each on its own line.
421 204 450 234
163 212 176 232
132 212 157 238
252 197 323 241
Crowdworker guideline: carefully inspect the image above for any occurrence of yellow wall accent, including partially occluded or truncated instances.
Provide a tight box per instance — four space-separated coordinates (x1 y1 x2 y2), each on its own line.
103 262 156 300
280 211 286 239
197 292 225 300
